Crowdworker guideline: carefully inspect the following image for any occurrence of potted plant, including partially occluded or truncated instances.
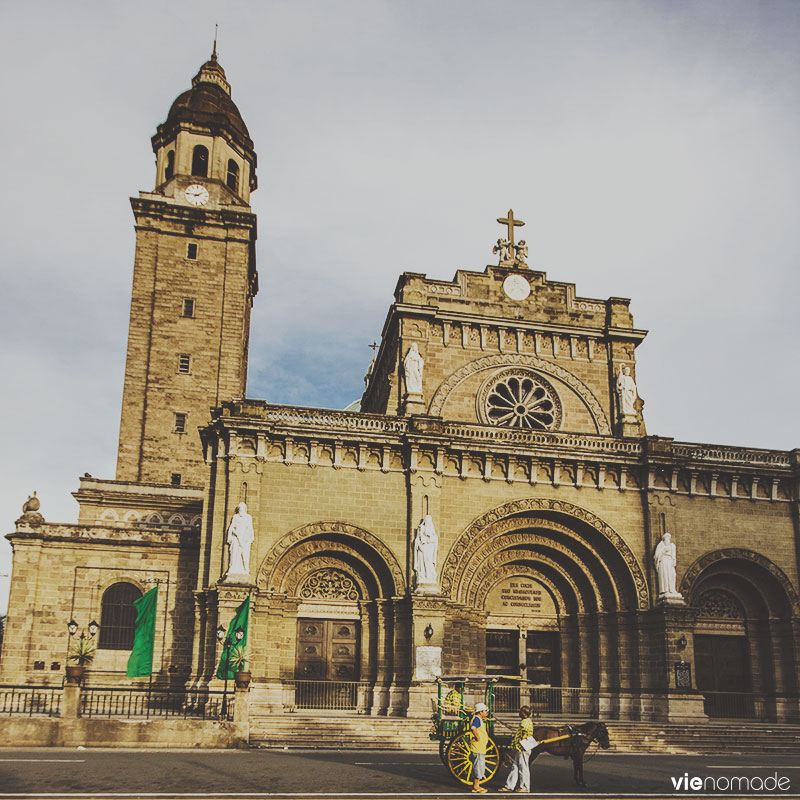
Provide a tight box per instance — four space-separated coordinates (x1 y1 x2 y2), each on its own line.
65 637 96 684
229 645 250 689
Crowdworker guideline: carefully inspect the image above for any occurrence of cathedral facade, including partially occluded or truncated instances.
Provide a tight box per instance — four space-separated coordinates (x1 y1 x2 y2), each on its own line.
2 54 798 724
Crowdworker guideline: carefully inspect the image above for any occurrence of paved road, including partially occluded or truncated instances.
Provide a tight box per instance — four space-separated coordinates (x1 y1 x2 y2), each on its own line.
0 749 798 798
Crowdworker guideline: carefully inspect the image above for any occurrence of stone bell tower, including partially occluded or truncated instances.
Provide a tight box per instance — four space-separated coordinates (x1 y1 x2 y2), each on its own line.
115 47 259 487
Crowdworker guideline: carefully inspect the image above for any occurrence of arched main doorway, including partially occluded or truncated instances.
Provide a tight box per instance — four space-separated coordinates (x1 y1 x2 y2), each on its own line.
255 522 406 714
441 499 649 718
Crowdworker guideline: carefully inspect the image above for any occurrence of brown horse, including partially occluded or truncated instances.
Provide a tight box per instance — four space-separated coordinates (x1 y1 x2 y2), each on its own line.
530 720 611 787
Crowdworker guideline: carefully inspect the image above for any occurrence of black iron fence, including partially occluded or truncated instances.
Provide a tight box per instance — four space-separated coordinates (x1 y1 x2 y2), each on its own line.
80 686 233 720
0 684 61 717
283 680 372 712
492 685 598 717
701 691 765 719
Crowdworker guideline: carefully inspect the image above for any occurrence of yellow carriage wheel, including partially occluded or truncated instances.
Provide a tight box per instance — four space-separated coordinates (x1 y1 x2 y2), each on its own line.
445 732 500 786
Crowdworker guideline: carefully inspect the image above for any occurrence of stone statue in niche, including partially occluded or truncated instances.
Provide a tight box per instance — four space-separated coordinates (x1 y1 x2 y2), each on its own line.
224 502 254 580
616 365 638 417
403 343 424 395
413 514 439 590
493 237 513 265
654 532 682 601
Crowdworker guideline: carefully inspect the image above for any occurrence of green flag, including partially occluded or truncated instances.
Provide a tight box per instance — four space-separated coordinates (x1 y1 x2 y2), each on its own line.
126 586 158 677
216 598 250 680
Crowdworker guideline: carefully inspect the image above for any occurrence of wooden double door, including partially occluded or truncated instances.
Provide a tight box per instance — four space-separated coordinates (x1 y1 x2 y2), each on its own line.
295 618 360 681
486 629 561 685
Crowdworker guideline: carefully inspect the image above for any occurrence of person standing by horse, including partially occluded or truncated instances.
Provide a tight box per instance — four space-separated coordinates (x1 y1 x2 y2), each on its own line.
469 702 490 793
500 705 536 793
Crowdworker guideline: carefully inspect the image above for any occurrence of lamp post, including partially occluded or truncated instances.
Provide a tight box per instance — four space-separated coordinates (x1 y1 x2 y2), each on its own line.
65 618 99 685
216 624 244 717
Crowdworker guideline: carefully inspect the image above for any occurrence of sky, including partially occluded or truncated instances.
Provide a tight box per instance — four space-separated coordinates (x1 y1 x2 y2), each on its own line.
1 0 799 613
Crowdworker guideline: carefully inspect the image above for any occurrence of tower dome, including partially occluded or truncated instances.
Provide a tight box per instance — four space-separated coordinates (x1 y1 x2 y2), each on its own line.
150 49 257 201
158 55 253 151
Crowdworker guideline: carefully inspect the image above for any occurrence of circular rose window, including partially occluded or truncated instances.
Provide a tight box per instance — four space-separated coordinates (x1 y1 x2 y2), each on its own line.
477 369 562 430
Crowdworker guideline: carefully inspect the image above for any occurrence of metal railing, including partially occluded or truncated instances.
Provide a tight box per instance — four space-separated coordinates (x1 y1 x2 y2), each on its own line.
701 692 766 719
283 680 372 712
81 686 232 720
493 685 598 717
0 684 61 717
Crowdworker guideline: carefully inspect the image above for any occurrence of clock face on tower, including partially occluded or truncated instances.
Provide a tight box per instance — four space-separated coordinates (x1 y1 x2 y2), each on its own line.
184 184 210 206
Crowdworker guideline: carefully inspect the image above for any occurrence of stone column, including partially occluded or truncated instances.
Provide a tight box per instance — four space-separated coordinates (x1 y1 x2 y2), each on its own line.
190 591 207 685
645 605 706 722
61 684 81 719
257 594 298 713
370 599 393 715
389 597 412 716
406 595 448 718
232 685 250 746
615 611 639 720
596 613 618 718
576 614 596 691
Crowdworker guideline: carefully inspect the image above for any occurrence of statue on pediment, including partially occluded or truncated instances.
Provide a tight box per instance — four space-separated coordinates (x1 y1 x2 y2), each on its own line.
413 514 439 589
493 238 513 265
616 365 638 417
403 343 424 395
224 502 254 580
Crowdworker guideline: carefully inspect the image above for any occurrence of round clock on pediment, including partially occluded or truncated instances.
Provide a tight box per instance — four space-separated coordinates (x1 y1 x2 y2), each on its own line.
184 184 210 206
503 273 531 301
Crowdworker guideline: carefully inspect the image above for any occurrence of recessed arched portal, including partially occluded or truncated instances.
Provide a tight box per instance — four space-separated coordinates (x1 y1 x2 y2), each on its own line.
682 549 799 721
255 522 406 713
441 499 648 712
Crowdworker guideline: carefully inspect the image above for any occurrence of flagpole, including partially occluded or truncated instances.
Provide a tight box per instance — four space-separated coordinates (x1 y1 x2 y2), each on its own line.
147 669 153 719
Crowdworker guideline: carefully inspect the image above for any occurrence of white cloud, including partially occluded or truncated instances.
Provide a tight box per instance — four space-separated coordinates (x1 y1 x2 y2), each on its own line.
1 0 798 611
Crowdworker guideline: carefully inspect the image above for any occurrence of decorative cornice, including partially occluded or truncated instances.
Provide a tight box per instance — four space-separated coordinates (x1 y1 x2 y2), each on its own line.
8 522 198 548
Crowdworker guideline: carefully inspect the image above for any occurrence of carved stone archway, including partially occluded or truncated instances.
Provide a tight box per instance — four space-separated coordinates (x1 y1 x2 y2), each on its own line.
441 498 648 609
427 354 612 435
454 517 621 612
681 548 800 616
256 521 406 597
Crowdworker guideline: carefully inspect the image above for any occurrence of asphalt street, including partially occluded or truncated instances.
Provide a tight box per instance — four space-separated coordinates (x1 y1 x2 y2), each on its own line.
0 749 798 799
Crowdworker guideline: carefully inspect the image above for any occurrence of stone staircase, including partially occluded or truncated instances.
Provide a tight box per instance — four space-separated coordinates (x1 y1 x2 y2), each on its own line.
606 720 800 755
249 713 800 754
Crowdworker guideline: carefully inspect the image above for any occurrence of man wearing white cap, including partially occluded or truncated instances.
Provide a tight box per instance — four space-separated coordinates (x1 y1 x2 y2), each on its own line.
469 702 490 793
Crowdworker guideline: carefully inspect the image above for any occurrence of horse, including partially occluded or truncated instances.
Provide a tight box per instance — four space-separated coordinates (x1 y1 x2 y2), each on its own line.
529 720 611 787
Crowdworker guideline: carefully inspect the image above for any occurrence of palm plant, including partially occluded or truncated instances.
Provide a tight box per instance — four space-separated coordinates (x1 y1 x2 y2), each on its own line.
229 644 248 673
67 636 96 666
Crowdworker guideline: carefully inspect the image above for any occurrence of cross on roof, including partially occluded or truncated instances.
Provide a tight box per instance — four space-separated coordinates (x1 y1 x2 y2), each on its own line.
497 209 525 246
369 341 380 355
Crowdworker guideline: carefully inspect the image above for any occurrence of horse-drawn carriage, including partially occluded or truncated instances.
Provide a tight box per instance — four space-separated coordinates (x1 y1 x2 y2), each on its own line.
430 675 611 788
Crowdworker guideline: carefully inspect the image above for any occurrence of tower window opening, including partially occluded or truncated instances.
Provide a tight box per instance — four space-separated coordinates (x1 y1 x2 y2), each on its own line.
174 412 187 433
178 354 191 373
226 159 239 192
191 145 208 177
171 473 182 487
186 242 198 260
182 298 195 317
165 150 175 180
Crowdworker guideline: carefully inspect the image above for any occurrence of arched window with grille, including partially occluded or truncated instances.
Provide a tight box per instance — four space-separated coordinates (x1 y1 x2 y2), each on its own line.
191 145 208 177
165 150 175 180
226 159 239 192
98 582 142 650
